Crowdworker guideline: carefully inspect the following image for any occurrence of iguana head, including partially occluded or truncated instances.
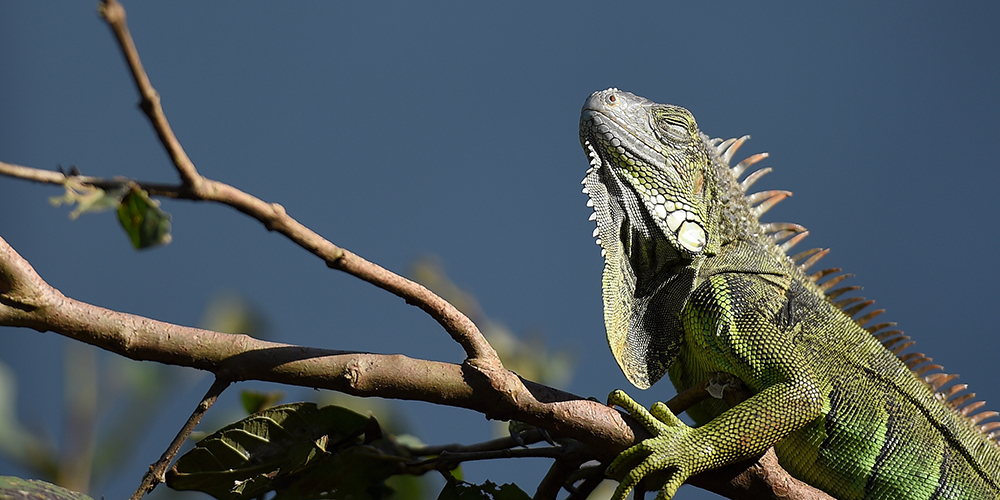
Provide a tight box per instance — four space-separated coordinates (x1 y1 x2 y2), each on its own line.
580 88 725 389
581 89 719 258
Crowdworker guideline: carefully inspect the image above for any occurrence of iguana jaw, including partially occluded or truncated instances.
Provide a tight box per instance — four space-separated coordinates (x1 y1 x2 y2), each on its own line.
580 88 714 258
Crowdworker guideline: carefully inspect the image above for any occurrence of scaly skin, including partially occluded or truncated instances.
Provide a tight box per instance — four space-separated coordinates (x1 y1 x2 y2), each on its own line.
580 88 1000 499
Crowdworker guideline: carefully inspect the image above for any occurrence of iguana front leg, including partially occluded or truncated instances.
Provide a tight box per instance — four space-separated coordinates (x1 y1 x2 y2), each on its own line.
608 378 822 499
607 274 825 500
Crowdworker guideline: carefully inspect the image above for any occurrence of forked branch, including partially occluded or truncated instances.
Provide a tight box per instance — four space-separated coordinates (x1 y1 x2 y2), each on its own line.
96 0 497 367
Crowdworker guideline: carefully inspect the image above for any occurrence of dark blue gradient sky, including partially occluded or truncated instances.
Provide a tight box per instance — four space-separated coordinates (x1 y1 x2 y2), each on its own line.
2 3 999 499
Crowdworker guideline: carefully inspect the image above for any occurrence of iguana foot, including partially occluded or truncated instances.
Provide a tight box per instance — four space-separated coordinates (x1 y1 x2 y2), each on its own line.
607 389 698 500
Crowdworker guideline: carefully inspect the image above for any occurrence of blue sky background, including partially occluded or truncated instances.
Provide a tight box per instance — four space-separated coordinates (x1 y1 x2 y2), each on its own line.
2 3 1000 500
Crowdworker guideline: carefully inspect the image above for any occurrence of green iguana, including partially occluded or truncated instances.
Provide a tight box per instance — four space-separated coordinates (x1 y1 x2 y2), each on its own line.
579 88 1000 499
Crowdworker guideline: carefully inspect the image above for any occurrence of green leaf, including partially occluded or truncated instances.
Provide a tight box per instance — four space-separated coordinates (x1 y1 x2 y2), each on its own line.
167 403 416 500
116 187 171 249
0 476 95 500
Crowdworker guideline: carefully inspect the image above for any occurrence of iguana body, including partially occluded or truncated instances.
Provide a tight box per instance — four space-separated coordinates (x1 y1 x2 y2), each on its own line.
579 88 1000 499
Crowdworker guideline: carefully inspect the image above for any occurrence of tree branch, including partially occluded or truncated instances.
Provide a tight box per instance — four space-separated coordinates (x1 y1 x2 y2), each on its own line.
0 234 627 449
93 0 497 367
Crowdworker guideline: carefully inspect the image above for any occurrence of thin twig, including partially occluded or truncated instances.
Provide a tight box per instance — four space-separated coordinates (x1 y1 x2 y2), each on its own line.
409 428 551 456
129 377 231 500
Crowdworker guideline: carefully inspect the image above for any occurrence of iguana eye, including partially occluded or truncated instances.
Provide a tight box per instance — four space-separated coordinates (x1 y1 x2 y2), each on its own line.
652 113 690 144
